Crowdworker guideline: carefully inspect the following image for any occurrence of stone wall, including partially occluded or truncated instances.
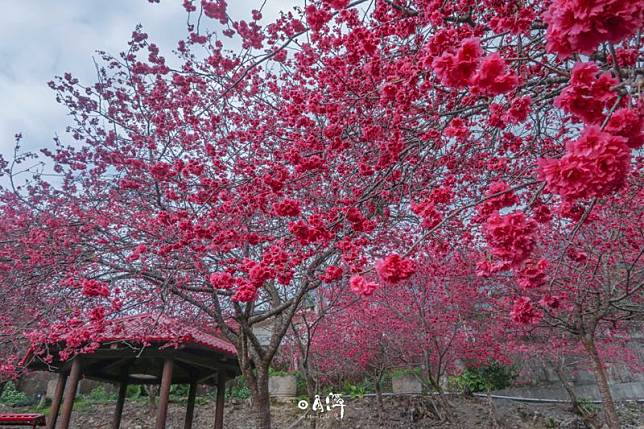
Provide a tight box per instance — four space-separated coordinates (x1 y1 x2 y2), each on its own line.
519 332 644 387
505 331 644 401
493 381 644 402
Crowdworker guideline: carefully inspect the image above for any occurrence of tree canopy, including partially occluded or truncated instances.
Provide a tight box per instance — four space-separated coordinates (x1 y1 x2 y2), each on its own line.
0 1 642 428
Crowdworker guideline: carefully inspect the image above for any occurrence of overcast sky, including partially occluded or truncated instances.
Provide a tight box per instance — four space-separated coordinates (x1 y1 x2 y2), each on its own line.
0 0 293 164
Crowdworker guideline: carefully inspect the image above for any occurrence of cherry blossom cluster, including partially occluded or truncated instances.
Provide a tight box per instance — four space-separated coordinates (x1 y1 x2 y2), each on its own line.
429 37 519 96
543 0 642 57
539 126 631 200
484 212 537 266
349 275 378 296
375 254 416 284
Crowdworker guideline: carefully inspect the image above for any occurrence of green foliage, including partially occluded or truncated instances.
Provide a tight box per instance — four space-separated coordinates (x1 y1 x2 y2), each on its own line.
195 394 209 405
126 384 143 399
229 384 250 400
169 384 190 401
226 375 250 400
86 386 116 403
450 361 517 393
171 384 190 396
0 381 28 405
340 380 370 399
390 367 421 379
27 403 51 415
295 371 308 396
268 367 292 377
70 396 93 411
577 397 599 416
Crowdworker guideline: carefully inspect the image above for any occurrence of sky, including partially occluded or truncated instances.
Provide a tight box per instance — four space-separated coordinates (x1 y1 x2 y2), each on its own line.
0 0 293 166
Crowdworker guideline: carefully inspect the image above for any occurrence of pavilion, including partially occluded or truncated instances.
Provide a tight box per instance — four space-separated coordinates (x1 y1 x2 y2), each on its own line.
22 313 240 429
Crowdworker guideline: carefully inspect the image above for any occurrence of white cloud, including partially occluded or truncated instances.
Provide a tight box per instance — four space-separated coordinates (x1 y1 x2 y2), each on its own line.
0 0 192 159
0 0 302 183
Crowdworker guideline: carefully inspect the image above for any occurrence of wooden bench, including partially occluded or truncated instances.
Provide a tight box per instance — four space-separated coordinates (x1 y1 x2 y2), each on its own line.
0 414 46 428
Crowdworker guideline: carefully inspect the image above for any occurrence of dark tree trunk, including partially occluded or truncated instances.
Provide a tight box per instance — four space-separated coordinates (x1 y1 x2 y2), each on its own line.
371 368 387 424
249 366 272 429
421 358 451 420
583 338 620 429
374 378 384 418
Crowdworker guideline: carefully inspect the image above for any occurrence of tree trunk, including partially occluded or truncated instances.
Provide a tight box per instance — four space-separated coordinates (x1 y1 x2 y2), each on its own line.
553 364 582 416
298 360 316 403
486 390 500 429
422 364 451 420
374 377 384 421
251 368 272 429
301 369 317 429
583 338 620 429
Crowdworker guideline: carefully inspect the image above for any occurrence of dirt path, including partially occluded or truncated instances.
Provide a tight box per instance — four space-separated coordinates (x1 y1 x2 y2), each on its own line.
1 395 642 428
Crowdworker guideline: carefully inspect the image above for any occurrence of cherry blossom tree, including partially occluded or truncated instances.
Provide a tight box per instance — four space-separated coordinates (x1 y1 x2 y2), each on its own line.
1 0 642 428
489 195 644 427
0 177 94 380
311 249 510 420
310 297 399 419
373 250 510 394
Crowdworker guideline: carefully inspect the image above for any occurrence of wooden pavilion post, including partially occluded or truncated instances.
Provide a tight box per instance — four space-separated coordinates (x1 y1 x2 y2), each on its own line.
155 358 174 429
214 372 226 429
46 372 67 429
59 358 82 429
112 369 129 429
183 380 197 429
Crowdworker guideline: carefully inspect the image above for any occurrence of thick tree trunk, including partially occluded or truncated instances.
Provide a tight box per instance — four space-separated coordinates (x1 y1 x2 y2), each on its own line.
583 338 620 429
251 368 272 429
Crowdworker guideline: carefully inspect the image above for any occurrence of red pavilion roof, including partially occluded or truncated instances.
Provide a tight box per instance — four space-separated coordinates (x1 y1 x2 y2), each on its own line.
98 313 237 356
22 313 237 367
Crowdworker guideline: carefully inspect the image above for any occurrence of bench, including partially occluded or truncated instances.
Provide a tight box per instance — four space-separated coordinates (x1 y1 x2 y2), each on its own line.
0 414 46 428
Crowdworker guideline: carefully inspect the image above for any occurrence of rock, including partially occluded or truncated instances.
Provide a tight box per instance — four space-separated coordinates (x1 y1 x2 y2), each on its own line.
45 378 66 400
391 374 422 395
268 375 297 400
16 372 53 397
